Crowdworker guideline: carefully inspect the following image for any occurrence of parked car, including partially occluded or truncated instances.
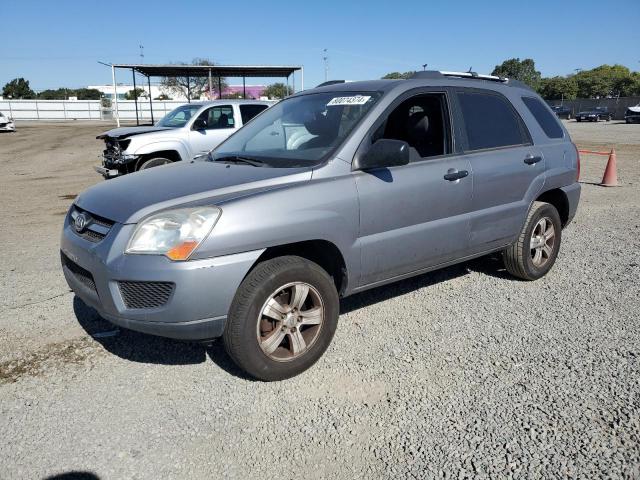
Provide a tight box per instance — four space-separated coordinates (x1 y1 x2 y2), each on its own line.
576 106 612 122
625 105 640 124
95 100 273 178
62 71 580 380
551 105 571 119
0 111 16 132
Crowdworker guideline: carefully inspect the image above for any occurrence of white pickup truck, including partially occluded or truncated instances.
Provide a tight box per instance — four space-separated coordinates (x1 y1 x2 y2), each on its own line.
95 100 273 178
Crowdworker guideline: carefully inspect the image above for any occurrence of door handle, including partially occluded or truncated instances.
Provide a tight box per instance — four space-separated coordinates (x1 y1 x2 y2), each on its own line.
524 154 542 165
443 169 469 181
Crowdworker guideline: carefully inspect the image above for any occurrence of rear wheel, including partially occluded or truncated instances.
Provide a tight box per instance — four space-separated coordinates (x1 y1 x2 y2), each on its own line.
138 157 172 171
223 256 339 381
503 202 562 281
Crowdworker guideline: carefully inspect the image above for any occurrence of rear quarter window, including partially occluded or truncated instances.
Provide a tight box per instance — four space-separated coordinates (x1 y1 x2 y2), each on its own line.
240 104 268 124
457 91 530 151
521 96 564 139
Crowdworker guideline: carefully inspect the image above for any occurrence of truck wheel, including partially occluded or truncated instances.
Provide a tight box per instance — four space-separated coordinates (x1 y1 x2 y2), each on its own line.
223 256 339 381
503 201 562 281
138 157 172 171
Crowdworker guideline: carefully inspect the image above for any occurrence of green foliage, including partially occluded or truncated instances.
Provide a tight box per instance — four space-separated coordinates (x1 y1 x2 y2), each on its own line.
37 88 102 100
381 71 415 80
572 64 636 98
154 93 172 100
538 76 578 100
125 88 147 100
491 58 541 89
2 77 36 99
262 83 293 100
74 88 102 100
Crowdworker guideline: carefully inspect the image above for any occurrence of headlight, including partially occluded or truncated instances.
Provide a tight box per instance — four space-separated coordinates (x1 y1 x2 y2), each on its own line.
126 206 221 260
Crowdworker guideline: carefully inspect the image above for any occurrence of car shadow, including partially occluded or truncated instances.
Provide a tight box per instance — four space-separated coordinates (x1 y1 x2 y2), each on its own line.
73 254 514 379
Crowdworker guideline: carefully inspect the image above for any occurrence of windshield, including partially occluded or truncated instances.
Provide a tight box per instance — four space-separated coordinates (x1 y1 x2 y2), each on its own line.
156 104 202 128
212 92 381 167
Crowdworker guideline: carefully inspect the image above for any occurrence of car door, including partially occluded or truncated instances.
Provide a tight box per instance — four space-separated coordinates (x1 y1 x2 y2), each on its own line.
355 90 473 287
452 88 545 254
188 105 236 156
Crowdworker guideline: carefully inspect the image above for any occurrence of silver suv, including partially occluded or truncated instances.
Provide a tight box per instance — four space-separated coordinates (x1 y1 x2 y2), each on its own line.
61 71 581 380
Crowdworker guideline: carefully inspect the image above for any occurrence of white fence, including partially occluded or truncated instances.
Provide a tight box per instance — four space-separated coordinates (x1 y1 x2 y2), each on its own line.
0 99 189 121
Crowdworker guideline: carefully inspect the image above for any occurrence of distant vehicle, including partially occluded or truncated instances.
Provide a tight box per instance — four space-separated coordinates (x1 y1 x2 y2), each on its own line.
62 71 581 380
576 106 612 122
0 111 16 132
95 100 273 178
551 105 571 120
625 105 640 124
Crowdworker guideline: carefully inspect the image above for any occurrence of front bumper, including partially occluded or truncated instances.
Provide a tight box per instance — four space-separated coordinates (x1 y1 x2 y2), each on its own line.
60 213 263 340
94 166 122 178
0 122 16 131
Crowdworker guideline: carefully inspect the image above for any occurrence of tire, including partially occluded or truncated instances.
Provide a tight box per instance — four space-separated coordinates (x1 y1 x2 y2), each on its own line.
223 255 339 381
138 157 172 171
502 201 562 281
576 118 581 122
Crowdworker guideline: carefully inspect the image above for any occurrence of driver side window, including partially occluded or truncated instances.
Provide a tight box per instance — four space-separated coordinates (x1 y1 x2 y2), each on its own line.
374 93 450 160
197 105 235 130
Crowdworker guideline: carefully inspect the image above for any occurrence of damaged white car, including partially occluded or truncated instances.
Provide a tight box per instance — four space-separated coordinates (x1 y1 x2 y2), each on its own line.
95 100 272 178
0 112 16 132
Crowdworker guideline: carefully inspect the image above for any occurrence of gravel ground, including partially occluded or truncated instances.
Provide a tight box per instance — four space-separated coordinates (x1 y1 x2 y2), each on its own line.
0 120 639 479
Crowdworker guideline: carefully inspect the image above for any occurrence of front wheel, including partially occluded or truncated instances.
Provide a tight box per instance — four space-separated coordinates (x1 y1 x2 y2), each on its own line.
223 256 339 381
138 157 172 171
503 202 562 281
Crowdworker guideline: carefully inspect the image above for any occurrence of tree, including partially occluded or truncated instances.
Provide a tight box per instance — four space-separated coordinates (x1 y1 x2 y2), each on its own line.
537 76 578 100
381 71 415 80
573 64 633 98
74 88 102 100
262 83 293 99
491 58 541 89
2 77 36 99
125 88 147 100
154 93 172 100
161 58 227 100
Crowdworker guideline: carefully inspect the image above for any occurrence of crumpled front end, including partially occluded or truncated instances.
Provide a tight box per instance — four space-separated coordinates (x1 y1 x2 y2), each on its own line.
0 117 16 132
96 136 139 178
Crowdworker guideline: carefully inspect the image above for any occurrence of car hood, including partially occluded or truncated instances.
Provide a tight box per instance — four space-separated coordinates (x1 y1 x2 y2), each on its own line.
96 126 174 140
75 161 313 224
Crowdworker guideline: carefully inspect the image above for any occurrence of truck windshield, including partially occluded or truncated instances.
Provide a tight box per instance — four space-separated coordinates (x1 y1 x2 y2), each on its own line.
156 105 202 128
212 92 381 167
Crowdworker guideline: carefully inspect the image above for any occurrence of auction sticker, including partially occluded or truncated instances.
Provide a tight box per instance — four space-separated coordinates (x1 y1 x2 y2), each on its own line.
327 95 371 106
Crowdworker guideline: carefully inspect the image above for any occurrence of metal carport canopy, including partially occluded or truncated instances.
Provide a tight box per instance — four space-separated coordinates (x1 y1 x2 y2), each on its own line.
107 63 304 126
113 64 302 79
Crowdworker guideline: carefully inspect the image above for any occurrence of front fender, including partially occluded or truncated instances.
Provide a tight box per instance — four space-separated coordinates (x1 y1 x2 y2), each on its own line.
132 140 190 161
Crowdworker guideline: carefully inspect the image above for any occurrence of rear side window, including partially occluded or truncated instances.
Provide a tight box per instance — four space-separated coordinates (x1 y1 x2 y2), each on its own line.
522 96 564 139
457 91 530 151
240 104 268 124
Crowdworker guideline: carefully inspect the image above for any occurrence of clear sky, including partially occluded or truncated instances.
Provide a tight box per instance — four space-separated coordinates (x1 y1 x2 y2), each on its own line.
1 0 639 91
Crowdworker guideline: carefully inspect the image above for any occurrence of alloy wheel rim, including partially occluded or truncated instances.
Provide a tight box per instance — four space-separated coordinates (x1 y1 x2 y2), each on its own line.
256 282 324 362
530 216 556 268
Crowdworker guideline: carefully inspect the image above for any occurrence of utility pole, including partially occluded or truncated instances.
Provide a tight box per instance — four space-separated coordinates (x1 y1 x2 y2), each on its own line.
323 49 329 82
139 45 144 64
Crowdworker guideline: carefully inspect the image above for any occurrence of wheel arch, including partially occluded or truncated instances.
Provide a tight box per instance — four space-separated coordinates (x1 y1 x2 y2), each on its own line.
248 240 348 296
535 188 570 226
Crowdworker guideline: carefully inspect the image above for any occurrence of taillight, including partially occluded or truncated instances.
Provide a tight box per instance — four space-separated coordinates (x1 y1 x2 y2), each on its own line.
573 143 580 181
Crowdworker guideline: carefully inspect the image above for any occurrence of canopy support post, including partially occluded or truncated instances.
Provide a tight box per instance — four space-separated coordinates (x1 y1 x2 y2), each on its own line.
112 64 120 127
147 74 154 125
218 77 222 99
243 76 246 99
186 75 191 103
300 66 304 91
132 68 139 125
208 68 213 99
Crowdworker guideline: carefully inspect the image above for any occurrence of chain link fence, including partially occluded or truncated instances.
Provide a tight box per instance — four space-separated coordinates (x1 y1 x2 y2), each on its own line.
547 96 640 120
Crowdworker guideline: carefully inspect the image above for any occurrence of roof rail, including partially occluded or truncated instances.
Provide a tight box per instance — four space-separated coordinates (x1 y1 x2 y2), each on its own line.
316 80 347 88
410 70 508 82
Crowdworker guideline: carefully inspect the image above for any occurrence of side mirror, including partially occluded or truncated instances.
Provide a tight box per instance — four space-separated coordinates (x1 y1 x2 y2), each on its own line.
355 139 410 171
192 118 207 130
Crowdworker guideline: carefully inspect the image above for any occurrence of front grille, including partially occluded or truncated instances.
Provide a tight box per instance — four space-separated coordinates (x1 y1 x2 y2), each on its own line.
70 205 115 243
118 281 175 309
61 252 97 294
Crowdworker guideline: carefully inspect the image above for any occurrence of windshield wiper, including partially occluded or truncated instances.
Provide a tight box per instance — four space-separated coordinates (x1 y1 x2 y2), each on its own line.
213 155 266 167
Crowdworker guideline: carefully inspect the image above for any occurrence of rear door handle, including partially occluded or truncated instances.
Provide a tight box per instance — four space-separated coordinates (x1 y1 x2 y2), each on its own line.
443 169 469 181
524 154 542 165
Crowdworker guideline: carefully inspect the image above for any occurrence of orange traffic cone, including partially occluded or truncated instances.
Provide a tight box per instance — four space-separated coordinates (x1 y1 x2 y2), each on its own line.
600 148 618 187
